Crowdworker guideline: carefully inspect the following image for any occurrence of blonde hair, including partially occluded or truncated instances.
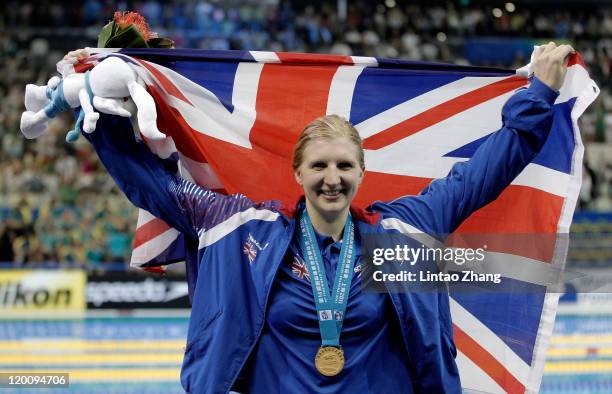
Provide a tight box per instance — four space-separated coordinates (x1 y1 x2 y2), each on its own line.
292 115 365 170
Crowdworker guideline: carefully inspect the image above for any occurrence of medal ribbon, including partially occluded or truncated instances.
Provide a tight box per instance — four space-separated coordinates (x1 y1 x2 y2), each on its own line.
298 210 356 347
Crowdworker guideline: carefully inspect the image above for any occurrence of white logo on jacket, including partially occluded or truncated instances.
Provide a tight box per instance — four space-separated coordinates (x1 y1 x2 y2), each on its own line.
242 233 269 263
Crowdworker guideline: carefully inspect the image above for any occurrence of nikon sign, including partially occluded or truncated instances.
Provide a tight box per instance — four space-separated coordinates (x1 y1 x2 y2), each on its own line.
0 270 86 318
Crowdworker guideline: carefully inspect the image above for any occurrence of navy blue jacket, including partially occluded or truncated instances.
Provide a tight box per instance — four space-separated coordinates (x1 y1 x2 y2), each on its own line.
86 78 558 393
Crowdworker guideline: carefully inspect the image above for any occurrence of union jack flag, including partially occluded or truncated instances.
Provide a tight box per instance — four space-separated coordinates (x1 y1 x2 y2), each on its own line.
243 239 257 264
71 48 598 393
291 257 310 282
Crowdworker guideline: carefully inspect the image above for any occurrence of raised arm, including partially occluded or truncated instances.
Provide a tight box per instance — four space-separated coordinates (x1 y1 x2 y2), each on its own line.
374 43 574 234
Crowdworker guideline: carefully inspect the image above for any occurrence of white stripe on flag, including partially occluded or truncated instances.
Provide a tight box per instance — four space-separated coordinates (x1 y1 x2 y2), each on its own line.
456 351 505 394
556 63 599 105
131 227 180 265
512 164 570 197
88 47 122 55
249 51 281 63
326 65 367 119
179 154 224 190
525 291 562 393
350 56 378 66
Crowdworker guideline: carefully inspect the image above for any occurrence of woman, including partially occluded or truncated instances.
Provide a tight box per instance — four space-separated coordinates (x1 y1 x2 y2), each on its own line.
68 42 572 393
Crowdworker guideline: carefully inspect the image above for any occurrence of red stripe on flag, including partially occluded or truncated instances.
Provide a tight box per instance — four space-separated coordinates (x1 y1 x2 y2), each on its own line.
74 61 95 73
456 185 563 262
458 184 563 234
567 53 587 68
276 51 354 65
363 76 528 150
143 266 166 275
248 62 342 157
356 171 431 203
454 324 526 394
135 59 193 105
133 218 172 248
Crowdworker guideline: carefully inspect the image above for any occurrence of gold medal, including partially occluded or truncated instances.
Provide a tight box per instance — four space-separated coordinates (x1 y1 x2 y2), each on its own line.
315 346 345 376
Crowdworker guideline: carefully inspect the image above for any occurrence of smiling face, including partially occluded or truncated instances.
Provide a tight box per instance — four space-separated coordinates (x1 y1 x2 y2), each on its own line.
294 136 364 221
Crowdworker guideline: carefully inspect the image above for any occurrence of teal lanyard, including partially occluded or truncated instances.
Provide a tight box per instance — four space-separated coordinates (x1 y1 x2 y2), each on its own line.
297 210 356 347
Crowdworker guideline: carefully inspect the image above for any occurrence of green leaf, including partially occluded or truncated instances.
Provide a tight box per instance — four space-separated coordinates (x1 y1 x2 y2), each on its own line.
104 25 149 48
97 21 116 48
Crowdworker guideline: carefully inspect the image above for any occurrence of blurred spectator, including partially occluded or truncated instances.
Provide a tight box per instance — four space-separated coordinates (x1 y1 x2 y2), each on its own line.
580 159 599 210
0 223 16 262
